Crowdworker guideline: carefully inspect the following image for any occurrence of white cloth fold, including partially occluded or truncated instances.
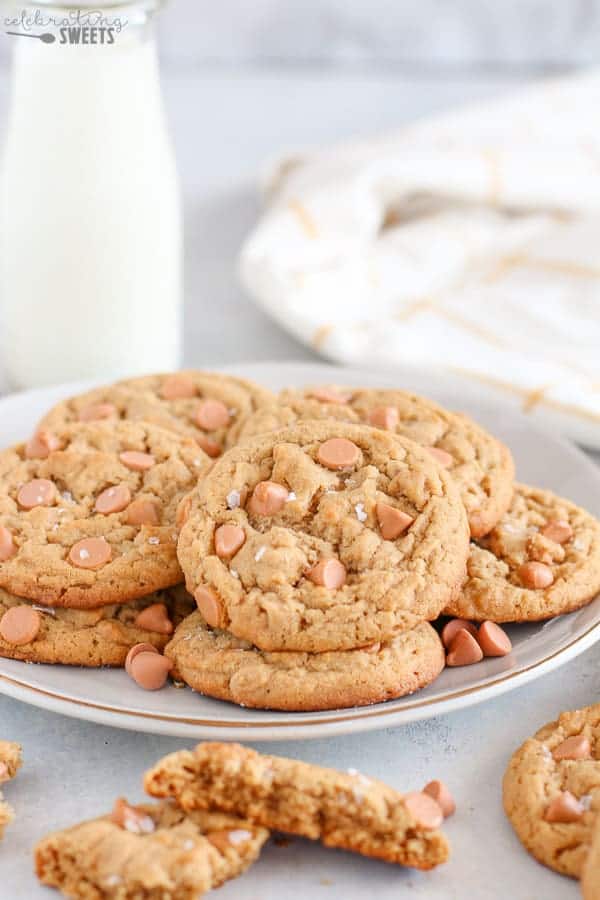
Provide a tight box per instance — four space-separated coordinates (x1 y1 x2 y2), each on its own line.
240 70 600 448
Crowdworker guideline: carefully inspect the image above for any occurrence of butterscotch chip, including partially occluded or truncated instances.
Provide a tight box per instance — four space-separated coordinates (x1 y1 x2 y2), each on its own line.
125 498 160 526
445 483 600 622
39 371 275 457
160 373 196 400
25 430 60 460
306 558 346 589
308 386 350 404
177 421 469 652
0 586 192 667
542 519 573 544
134 602 173 635
214 524 246 560
17 478 56 510
544 791 584 823
165 612 445 711
196 399 230 431
94 484 131 515
317 437 361 470
518 560 554 589
246 481 288 516
68 537 112 570
403 792 444 829
194 586 223 628
119 450 155 471
476 621 512 657
35 802 268 898
125 642 159 677
552 735 591 761
128 650 172 690
376 502 414 539
369 405 399 430
78 402 116 422
0 421 209 608
440 618 478 649
236 386 515 538
0 528 16 562
423 781 456 818
0 605 40 645
144 743 450 869
445 629 483 667
503 703 600 877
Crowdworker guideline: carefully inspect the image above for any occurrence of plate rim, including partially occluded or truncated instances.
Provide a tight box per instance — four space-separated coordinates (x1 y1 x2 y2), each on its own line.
1 359 599 741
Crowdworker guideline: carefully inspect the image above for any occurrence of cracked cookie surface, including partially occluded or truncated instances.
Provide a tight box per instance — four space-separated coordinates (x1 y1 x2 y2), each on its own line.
40 371 275 458
166 611 445 711
445 483 600 622
0 585 193 666
237 386 514 538
145 742 450 869
35 800 268 899
0 422 210 608
177 421 470 652
503 704 600 877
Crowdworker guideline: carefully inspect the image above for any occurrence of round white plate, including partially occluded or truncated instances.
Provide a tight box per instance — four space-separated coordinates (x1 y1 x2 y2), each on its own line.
0 361 599 741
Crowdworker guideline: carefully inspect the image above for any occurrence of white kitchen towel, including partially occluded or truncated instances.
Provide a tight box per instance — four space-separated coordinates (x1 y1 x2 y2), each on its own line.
240 70 600 448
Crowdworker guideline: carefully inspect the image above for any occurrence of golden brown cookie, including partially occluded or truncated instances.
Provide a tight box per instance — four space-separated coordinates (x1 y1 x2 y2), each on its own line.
0 741 21 840
177 420 470 652
145 743 450 869
35 799 268 899
445 483 600 622
503 704 600 878
0 422 209 608
582 814 600 899
0 586 193 667
165 611 445 711
39 371 275 458
237 386 515 538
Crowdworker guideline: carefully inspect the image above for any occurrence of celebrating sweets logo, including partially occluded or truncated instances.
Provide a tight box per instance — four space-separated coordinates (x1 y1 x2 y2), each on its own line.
4 8 128 43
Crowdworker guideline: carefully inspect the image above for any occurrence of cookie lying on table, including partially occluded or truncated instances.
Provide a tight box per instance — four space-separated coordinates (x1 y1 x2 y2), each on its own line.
35 798 268 900
0 740 22 839
144 742 451 869
504 703 600 879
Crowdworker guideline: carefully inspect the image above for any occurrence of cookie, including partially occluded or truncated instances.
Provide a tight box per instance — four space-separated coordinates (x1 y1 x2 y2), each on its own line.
503 703 600 878
0 422 209 608
582 814 600 899
445 483 600 622
0 586 193 667
237 386 515 538
35 798 268 899
145 742 450 869
0 741 21 840
177 420 470 652
39 371 275 458
165 611 445 711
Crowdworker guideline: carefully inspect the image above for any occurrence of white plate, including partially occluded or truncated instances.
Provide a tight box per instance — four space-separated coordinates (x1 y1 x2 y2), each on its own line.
0 361 599 741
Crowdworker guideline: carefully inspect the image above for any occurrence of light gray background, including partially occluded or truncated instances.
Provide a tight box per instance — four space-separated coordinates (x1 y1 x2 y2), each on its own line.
0 3 598 897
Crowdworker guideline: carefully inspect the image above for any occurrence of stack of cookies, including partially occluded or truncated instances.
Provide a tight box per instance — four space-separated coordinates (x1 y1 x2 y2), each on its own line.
0 374 273 677
0 372 599 712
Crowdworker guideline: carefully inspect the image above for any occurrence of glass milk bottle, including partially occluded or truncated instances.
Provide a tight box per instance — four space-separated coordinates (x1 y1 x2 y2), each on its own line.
0 1 182 388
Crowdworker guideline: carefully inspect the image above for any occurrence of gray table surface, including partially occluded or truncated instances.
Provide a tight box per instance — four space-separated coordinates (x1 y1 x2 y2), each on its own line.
0 67 597 898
